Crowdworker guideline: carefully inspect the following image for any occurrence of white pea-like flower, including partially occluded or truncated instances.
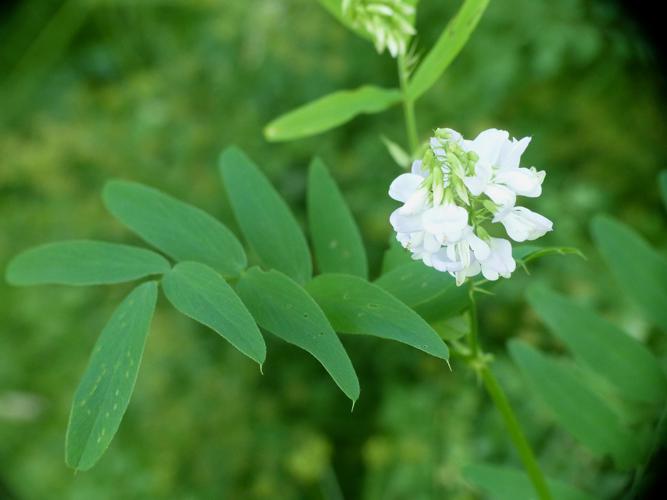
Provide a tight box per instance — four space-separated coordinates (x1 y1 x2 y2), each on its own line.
493 205 553 242
388 127 553 285
342 0 416 57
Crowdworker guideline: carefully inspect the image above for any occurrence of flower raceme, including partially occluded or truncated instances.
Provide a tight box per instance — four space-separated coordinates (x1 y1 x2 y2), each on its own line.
342 0 416 58
389 128 553 285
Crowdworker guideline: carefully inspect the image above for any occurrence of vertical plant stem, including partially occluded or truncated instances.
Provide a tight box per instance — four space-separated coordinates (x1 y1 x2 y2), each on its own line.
479 365 553 500
397 54 419 156
467 291 553 500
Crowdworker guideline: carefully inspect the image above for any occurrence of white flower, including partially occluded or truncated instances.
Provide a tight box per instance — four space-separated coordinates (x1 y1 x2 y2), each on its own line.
387 126 553 286
421 204 469 244
493 206 553 242
479 238 516 280
388 173 428 214
462 129 545 205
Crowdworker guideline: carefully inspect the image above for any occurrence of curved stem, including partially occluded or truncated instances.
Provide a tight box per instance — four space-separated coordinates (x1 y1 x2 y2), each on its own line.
397 54 419 156
466 291 553 500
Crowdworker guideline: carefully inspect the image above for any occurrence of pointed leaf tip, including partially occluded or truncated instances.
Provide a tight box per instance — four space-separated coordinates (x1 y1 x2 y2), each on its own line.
162 261 266 365
237 268 360 401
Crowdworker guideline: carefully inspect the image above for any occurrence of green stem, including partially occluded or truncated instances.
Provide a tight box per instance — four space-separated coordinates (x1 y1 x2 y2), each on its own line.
397 54 419 156
479 365 553 500
467 292 553 500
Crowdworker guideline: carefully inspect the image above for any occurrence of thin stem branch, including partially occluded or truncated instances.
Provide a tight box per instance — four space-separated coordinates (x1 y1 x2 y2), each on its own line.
466 290 553 500
397 54 419 156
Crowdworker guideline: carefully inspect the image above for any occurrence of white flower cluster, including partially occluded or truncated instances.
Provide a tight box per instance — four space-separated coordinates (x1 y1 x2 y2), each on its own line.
342 0 416 58
389 128 553 285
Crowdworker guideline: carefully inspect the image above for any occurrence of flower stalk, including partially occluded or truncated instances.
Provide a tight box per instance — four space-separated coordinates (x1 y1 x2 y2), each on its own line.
395 52 552 500
398 53 419 156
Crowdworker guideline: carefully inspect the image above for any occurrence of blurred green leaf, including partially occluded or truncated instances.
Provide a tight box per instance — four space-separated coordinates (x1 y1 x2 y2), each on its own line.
66 281 158 471
307 158 367 278
6 240 170 286
660 170 667 211
264 86 401 142
380 238 414 274
103 180 246 277
464 463 595 500
375 261 468 319
219 147 312 284
408 0 490 100
162 261 266 366
306 273 449 360
509 340 640 468
527 284 667 405
237 267 359 402
430 314 469 341
591 215 667 332
380 135 411 169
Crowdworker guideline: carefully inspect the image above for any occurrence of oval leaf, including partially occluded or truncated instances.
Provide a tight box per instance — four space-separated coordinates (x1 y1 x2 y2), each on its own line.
591 215 667 332
219 147 312 284
103 180 246 277
264 86 401 142
66 281 158 470
508 340 640 468
6 240 170 286
308 158 368 278
464 463 595 500
306 274 449 360
162 262 266 366
408 0 490 100
237 267 359 402
527 284 667 405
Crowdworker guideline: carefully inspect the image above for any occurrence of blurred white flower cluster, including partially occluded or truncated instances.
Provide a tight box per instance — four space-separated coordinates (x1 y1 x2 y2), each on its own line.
342 0 416 58
389 128 553 285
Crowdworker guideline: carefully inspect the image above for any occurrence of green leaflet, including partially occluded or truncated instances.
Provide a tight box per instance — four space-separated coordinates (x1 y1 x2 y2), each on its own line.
161 262 266 366
508 340 641 468
408 0 490 100
381 135 411 169
66 281 158 470
464 463 595 500
6 240 170 286
102 180 246 277
307 158 368 278
219 147 312 284
375 261 469 320
591 215 667 332
305 273 449 360
264 86 402 142
237 268 359 402
527 285 667 405
513 245 584 263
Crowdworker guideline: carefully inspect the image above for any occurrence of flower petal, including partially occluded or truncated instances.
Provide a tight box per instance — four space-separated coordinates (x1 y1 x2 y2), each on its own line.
388 173 423 203
467 128 509 166
498 136 531 170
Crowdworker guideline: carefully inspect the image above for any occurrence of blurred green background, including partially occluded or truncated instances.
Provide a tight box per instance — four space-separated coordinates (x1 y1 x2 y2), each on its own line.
1 0 666 498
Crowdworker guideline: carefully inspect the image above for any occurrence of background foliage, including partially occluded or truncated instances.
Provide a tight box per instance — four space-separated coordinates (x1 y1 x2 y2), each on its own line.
1 0 666 498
